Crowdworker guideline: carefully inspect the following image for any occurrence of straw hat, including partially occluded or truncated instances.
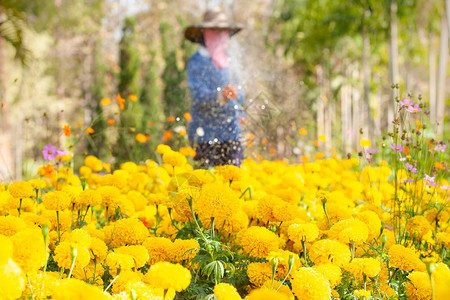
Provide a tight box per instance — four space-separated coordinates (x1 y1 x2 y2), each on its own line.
184 7 244 44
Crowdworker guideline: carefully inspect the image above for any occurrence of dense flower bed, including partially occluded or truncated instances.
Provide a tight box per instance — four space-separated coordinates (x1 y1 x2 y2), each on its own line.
0 141 449 299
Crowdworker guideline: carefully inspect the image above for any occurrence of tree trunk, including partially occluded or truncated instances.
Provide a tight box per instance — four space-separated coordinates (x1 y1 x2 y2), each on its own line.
388 0 399 129
436 8 449 137
362 12 373 138
429 29 437 122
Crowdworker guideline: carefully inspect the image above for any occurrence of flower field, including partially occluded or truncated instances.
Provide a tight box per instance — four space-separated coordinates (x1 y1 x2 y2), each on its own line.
1 139 449 299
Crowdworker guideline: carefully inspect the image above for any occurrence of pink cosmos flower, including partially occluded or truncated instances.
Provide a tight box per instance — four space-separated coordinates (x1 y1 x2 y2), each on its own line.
42 144 58 160
391 143 405 152
405 104 421 113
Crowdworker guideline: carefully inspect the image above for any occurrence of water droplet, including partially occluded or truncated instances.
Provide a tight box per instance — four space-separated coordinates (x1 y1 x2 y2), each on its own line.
261 105 266 110
196 127 205 137
213 138 218 142
234 105 239 110
176 117 180 121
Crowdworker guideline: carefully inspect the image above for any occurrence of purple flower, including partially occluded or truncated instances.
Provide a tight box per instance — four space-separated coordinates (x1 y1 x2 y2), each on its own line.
434 144 447 152
399 157 407 161
405 162 417 173
391 143 405 152
423 174 438 187
399 98 413 107
42 144 58 160
366 149 378 155
56 149 70 157
366 157 374 163
440 185 450 190
384 225 394 230
401 178 415 184
405 104 421 113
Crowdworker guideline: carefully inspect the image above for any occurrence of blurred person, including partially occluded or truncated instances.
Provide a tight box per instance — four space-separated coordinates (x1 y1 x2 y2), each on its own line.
184 7 246 168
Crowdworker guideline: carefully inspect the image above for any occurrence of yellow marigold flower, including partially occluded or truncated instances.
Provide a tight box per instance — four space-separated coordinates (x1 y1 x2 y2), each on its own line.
7 181 34 199
115 245 149 269
261 280 295 299
425 208 449 224
52 278 109 300
291 267 331 300
354 289 371 298
162 150 187 167
242 200 259 220
84 155 103 172
105 252 135 276
246 288 290 300
434 263 450 300
115 194 135 217
0 259 25 300
0 235 13 264
61 185 81 206
89 237 108 261
156 144 171 154
79 166 92 177
109 218 148 247
219 165 244 183
237 226 281 258
327 218 369 245
309 239 351 267
312 263 342 288
195 182 240 221
170 239 199 262
288 223 319 243
54 241 90 270
214 282 241 300
257 195 284 223
0 216 27 236
127 190 148 212
344 258 381 281
11 228 47 273
97 185 120 209
112 270 142 294
78 189 102 207
62 228 92 248
272 201 305 222
43 190 71 211
388 244 425 272
143 237 173 265
354 210 381 241
405 271 431 300
100 173 128 189
360 138 371 147
143 262 191 292
436 232 450 248
406 215 432 239
28 179 47 190
247 262 272 287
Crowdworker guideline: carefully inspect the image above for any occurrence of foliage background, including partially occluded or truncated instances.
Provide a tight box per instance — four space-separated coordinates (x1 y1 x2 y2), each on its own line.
0 0 449 180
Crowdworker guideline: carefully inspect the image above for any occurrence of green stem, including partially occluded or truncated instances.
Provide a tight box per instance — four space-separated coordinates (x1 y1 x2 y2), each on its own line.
56 211 61 243
103 270 121 292
18 198 23 217
302 240 308 267
210 217 215 240
351 242 355 261
27 274 35 299
68 250 77 279
430 273 435 300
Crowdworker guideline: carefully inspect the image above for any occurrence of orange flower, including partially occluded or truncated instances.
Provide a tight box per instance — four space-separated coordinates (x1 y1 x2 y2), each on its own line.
100 98 111 105
269 147 276 155
107 119 115 125
75 122 83 129
136 133 150 143
300 155 309 163
435 162 444 170
178 129 187 136
179 147 196 157
261 138 269 145
167 116 176 122
63 125 72 137
314 152 324 160
247 133 255 140
128 94 138 102
402 147 410 154
85 127 95 134
298 128 307 135
148 121 155 127
313 140 319 147
117 94 125 110
162 131 173 141
256 154 263 161
247 141 254 148
184 112 192 122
